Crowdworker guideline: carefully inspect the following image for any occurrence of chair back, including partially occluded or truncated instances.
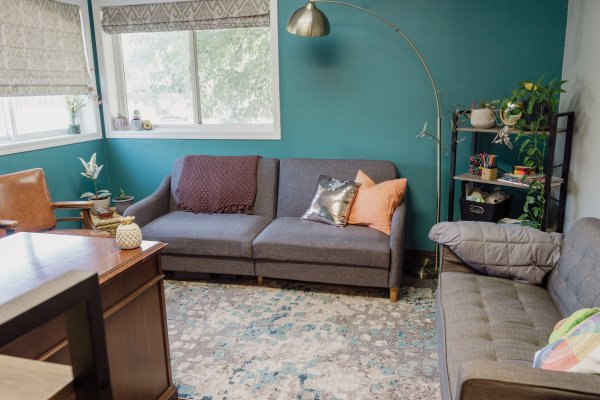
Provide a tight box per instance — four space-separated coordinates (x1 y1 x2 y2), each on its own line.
0 168 56 233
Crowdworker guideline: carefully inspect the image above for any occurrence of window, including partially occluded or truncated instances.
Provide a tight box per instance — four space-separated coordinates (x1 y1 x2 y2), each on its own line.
0 103 8 140
0 0 101 155
0 95 96 141
11 96 69 135
195 27 272 124
121 31 194 125
117 27 274 128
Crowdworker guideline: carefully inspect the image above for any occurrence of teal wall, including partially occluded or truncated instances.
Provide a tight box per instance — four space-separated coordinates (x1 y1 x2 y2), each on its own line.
0 141 108 226
107 0 569 250
0 0 568 247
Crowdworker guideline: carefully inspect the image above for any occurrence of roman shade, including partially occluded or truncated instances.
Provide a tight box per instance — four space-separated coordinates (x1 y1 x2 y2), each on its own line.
0 0 91 96
101 0 270 34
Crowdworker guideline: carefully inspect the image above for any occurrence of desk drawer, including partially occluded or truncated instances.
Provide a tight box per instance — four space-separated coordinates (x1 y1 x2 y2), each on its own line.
101 253 161 311
0 315 66 361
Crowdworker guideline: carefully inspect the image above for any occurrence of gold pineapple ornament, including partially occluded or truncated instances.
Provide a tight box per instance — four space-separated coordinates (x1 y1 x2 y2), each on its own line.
115 216 142 249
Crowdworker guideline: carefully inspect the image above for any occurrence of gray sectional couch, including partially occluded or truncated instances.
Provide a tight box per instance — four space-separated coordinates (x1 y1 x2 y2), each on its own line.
125 157 407 301
437 218 600 400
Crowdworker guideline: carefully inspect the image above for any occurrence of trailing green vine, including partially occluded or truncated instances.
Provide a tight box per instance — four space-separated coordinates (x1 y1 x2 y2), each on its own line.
500 78 566 229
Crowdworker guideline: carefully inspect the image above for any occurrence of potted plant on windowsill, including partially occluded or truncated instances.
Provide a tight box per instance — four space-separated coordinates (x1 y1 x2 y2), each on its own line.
79 153 111 215
66 96 86 135
113 188 135 215
130 109 143 131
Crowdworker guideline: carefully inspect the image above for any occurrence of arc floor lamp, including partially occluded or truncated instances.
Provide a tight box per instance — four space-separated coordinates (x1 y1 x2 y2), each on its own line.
287 1 442 274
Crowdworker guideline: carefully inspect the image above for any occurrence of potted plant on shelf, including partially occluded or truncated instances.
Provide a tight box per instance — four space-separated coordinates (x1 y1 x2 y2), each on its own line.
113 188 135 215
66 96 87 135
500 78 566 229
130 109 143 131
467 101 497 129
79 153 111 215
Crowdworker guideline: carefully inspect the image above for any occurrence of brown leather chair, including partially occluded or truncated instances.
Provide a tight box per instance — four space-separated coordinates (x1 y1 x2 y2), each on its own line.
0 168 110 238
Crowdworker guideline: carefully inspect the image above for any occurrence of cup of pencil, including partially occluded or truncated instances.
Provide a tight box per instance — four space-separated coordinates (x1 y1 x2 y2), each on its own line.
481 154 497 181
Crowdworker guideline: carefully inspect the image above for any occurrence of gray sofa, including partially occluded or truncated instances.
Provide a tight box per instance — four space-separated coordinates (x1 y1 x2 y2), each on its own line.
125 157 279 276
437 218 600 400
125 157 407 302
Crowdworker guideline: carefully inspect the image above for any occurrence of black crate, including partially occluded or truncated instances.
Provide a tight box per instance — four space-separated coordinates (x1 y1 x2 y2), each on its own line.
459 195 513 223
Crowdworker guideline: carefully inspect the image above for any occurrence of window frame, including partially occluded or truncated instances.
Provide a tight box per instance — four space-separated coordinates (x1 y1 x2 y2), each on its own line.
0 0 103 156
93 0 281 141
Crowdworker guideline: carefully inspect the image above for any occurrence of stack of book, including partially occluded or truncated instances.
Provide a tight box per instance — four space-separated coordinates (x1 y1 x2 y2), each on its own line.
498 173 563 187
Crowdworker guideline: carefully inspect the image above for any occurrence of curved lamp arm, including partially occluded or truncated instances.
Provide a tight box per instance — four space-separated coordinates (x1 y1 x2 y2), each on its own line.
311 0 441 127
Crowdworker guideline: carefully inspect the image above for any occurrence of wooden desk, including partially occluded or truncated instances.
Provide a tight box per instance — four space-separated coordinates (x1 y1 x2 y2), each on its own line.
0 233 177 400
0 354 73 400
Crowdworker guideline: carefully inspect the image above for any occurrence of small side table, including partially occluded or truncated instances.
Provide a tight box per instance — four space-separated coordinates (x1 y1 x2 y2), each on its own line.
83 208 122 238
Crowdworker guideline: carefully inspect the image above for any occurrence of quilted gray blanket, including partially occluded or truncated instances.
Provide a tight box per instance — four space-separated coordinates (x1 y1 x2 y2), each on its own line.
429 221 562 285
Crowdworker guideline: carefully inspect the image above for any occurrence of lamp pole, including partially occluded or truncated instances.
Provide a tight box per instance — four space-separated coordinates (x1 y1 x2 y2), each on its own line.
294 0 442 272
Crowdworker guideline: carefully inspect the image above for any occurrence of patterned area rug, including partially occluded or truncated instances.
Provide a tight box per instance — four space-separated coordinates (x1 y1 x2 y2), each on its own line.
164 278 440 400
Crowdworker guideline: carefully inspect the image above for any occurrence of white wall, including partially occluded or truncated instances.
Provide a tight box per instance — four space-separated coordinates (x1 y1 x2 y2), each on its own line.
560 0 600 229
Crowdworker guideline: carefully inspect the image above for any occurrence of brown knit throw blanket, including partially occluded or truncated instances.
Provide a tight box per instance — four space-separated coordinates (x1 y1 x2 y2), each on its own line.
177 155 261 214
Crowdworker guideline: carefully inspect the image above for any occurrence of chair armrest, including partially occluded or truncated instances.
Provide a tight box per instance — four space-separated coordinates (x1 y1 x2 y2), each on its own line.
51 201 95 229
440 245 480 274
388 200 407 288
52 201 94 209
457 361 600 400
123 175 171 228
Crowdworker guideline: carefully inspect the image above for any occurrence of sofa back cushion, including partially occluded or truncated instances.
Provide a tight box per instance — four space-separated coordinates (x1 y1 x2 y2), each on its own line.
170 157 279 219
277 158 398 218
547 217 600 316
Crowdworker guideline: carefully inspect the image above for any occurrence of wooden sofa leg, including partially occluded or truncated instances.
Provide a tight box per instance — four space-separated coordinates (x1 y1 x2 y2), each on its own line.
257 276 264 286
389 288 398 303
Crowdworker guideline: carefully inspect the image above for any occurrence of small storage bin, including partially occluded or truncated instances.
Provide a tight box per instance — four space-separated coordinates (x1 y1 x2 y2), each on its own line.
459 195 513 223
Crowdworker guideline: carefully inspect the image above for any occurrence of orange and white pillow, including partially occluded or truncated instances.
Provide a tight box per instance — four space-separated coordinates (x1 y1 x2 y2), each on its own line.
347 170 407 235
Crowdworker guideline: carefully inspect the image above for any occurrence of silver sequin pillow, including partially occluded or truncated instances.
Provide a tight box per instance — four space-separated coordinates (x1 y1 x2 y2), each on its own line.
302 175 360 227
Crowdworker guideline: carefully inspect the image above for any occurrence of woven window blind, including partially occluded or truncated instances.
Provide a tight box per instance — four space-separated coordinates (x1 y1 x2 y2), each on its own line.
101 0 270 34
0 0 90 96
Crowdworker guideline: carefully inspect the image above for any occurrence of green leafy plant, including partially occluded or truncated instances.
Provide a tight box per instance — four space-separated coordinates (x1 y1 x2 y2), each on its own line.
116 188 129 200
471 101 497 110
79 153 111 200
66 96 86 115
66 96 87 126
500 78 566 228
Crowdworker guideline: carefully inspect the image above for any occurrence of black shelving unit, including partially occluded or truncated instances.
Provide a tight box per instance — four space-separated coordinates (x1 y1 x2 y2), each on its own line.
447 111 575 232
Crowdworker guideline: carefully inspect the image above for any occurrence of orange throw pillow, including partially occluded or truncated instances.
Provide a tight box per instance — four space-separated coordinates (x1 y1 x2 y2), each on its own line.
347 170 407 235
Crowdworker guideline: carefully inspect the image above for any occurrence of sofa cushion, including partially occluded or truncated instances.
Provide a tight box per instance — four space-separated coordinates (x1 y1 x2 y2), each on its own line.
252 217 390 268
277 158 398 218
141 211 271 258
438 271 563 399
548 217 600 317
430 221 562 285
347 170 407 235
301 175 360 227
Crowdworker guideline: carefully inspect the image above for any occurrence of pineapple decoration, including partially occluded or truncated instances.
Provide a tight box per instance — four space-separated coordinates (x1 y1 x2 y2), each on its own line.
115 216 142 250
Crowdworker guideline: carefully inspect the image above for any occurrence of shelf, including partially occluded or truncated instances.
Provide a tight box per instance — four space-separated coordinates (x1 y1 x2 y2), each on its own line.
449 112 575 231
456 127 567 135
453 173 564 189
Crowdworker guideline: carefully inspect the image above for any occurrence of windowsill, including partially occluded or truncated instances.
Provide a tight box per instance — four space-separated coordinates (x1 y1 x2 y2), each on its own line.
0 132 103 156
105 124 281 140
